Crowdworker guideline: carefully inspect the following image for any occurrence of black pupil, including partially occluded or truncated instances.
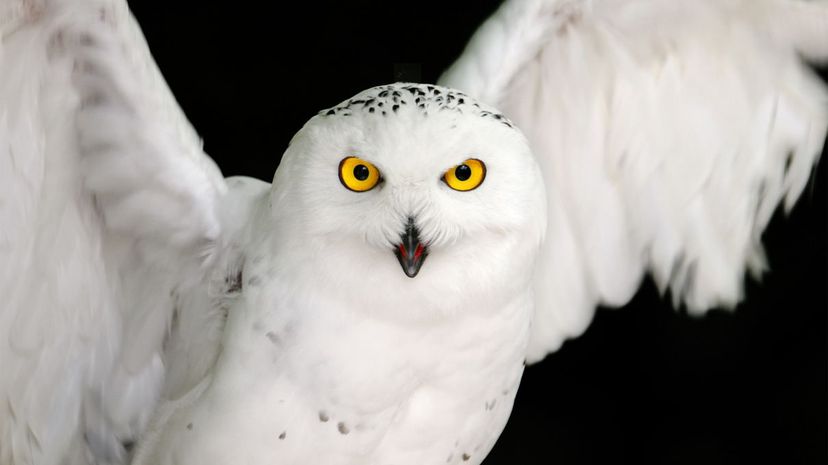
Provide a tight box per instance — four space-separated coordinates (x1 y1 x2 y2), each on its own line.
455 164 472 181
353 164 370 181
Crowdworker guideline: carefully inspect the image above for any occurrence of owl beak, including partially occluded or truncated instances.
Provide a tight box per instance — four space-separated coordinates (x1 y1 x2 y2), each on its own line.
394 218 428 278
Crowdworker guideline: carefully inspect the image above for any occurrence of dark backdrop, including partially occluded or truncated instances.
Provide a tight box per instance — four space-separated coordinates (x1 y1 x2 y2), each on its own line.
128 2 827 464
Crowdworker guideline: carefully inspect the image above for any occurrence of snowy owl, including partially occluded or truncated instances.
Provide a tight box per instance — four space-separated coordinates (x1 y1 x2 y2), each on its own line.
1 0 825 465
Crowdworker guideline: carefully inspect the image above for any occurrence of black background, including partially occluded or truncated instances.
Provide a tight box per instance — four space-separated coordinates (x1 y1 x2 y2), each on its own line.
128 2 826 464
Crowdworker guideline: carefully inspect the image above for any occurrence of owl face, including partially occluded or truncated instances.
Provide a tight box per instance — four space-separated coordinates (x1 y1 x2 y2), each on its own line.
270 84 546 318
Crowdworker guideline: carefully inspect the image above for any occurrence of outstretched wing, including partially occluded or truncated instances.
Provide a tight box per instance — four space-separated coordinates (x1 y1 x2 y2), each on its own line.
0 0 225 462
440 0 828 362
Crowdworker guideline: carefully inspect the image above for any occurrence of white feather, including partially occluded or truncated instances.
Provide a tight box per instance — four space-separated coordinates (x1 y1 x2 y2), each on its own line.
0 1 228 462
0 0 824 463
440 0 828 361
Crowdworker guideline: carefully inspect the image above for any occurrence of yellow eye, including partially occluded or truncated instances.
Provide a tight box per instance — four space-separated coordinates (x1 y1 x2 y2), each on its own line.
443 159 486 192
339 157 381 192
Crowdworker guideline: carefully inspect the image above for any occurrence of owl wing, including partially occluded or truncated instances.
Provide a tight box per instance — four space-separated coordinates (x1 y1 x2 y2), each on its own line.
440 0 828 362
0 0 227 462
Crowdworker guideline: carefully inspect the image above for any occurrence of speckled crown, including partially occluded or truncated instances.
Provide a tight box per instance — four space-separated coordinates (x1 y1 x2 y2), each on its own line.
319 83 514 128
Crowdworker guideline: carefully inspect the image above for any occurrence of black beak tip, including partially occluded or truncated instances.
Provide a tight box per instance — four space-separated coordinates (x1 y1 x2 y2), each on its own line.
394 246 427 278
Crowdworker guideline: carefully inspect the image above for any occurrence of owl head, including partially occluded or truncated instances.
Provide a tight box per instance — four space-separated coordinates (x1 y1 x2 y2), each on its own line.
268 84 546 319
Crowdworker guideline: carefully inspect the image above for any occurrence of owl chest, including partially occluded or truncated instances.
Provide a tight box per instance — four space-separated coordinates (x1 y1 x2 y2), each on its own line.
241 291 532 464
181 286 531 465
302 307 525 399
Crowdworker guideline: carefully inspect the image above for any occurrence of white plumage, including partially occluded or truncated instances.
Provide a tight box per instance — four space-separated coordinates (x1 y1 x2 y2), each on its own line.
0 1 824 464
441 0 828 361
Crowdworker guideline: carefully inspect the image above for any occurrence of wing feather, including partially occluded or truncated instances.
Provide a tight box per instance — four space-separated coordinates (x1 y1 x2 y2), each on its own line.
441 0 828 361
0 1 226 462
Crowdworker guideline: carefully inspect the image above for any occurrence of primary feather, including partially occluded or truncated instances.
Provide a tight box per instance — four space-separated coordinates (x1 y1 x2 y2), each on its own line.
441 0 828 361
0 0 225 462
